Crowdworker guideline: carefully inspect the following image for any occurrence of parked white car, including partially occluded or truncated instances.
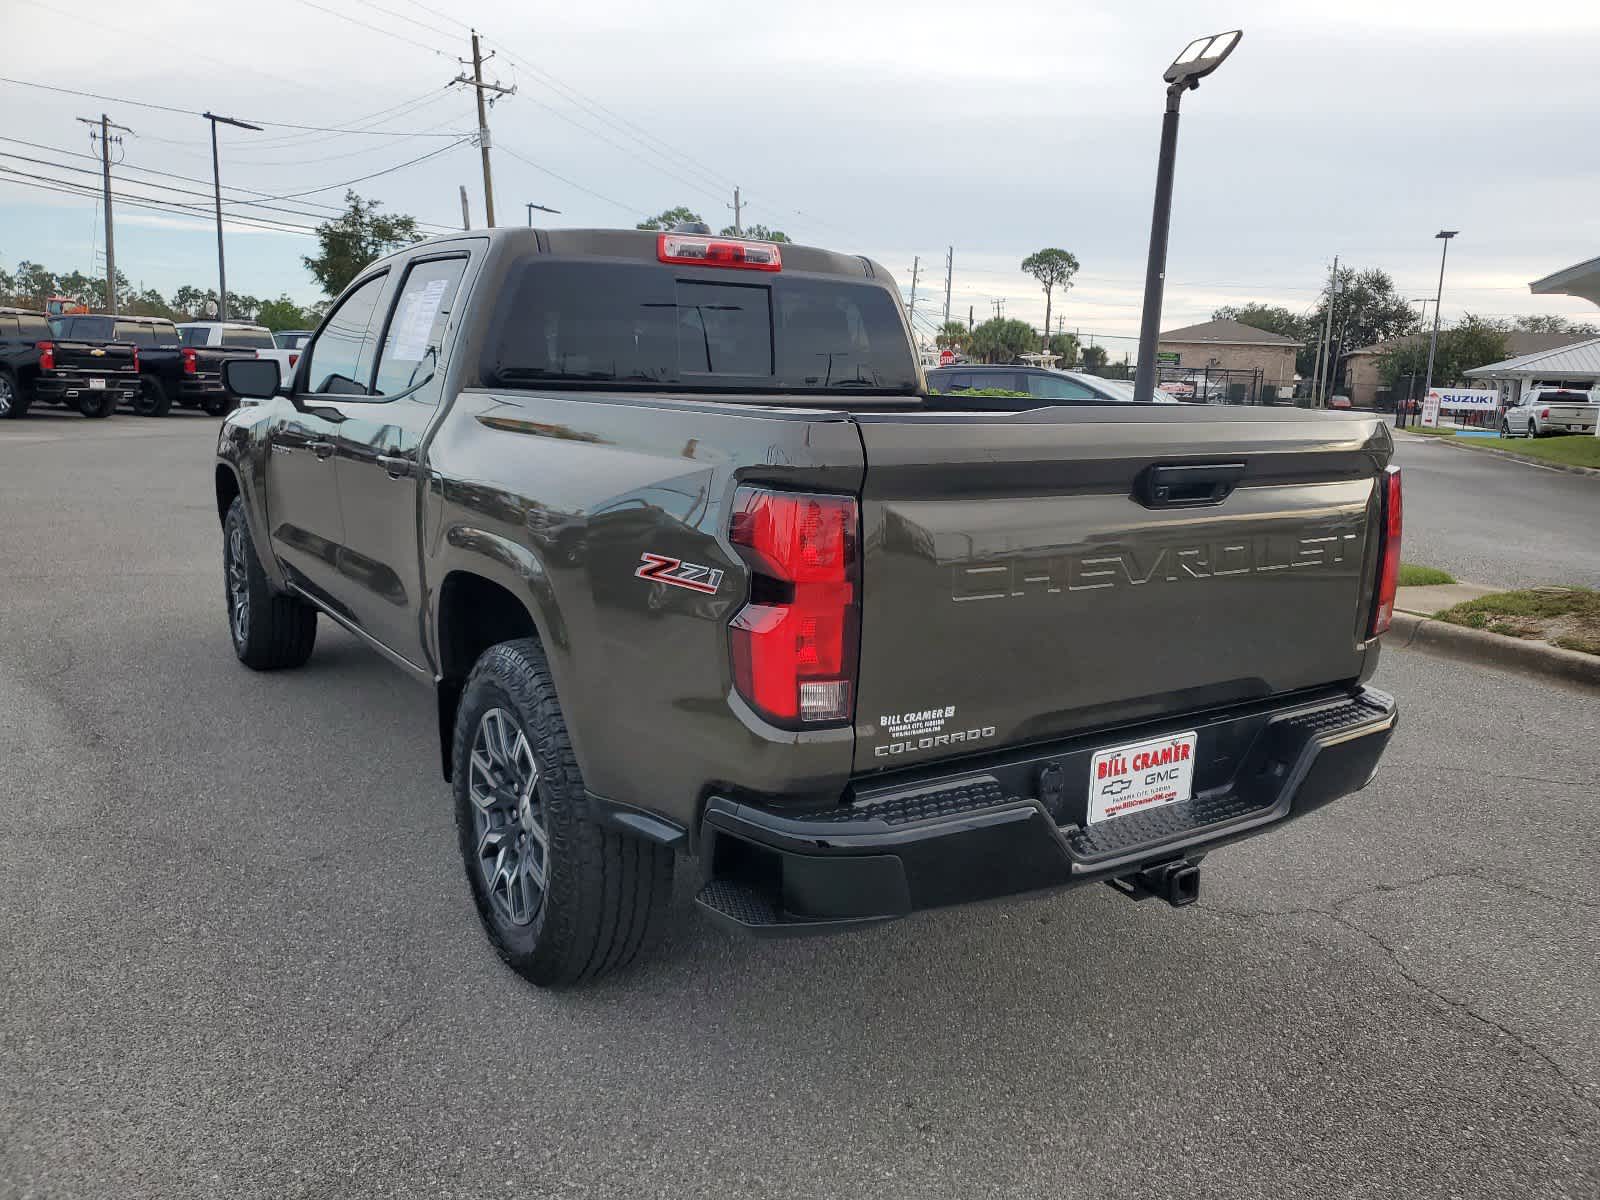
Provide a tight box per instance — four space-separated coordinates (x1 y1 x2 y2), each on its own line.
1501 387 1598 437
177 322 301 384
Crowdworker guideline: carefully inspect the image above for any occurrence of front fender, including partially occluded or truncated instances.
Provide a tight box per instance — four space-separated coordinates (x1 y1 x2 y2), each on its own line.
216 407 287 592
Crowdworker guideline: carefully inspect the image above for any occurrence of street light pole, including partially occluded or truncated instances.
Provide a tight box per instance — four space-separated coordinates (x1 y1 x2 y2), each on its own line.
1421 230 1458 407
525 202 559 226
202 112 262 322
1132 30 1243 404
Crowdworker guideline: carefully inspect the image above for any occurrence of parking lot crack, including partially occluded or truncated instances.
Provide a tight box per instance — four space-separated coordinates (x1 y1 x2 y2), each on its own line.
337 1003 423 1091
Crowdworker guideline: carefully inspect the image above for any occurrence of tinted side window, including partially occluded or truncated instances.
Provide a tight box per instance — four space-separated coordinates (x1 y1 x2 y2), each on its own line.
179 327 209 346
963 372 1019 393
0 316 17 337
372 257 467 396
305 275 386 395
1026 374 1096 400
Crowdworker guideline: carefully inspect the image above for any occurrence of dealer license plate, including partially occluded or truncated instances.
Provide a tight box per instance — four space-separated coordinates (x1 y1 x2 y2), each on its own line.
89 378 106 390
1087 731 1197 824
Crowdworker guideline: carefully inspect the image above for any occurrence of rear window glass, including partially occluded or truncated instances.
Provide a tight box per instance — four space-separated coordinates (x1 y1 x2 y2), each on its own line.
113 322 178 347
221 327 276 349
482 260 917 394
179 327 209 346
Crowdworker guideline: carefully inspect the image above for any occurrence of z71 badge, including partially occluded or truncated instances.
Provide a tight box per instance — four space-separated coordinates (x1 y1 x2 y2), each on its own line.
634 553 724 595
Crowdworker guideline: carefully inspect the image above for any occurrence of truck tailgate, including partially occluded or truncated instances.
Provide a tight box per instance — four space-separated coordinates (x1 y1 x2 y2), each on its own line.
850 406 1391 773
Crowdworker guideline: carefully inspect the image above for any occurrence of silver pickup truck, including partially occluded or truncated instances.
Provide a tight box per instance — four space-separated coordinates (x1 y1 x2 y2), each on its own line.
1503 387 1598 437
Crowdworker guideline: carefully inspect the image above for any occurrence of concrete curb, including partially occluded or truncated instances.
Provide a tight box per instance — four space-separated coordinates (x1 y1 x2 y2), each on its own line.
1390 611 1600 690
1398 431 1600 478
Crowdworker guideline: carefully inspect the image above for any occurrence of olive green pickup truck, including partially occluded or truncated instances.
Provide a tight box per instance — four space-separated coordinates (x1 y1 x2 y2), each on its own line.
216 226 1400 987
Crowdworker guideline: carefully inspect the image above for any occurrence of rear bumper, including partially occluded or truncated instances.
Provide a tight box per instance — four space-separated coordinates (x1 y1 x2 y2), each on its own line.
697 686 1397 934
178 374 226 400
34 375 142 403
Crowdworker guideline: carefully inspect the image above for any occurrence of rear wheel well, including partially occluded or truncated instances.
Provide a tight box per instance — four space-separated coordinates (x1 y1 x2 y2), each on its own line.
215 465 241 525
436 571 540 780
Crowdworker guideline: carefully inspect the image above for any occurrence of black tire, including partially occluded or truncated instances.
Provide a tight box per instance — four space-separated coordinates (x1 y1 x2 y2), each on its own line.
0 370 27 419
1527 418 1539 439
133 376 172 417
223 496 317 669
78 389 116 419
1500 420 1510 439
453 639 673 987
202 394 235 417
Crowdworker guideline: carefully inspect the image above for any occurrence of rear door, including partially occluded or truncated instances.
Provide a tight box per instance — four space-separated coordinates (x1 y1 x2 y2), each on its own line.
850 406 1388 773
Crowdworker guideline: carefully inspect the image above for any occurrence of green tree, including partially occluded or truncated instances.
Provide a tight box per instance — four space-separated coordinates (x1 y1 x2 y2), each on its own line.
1512 314 1599 335
125 289 176 319
719 222 789 242
1081 344 1108 371
256 295 310 331
1379 315 1510 399
0 263 13 304
303 191 422 298
966 317 1038 363
1312 267 1420 386
934 319 968 350
13 261 55 306
1212 302 1310 345
637 206 703 231
1020 249 1079 358
170 285 214 319
227 294 263 323
1048 332 1079 368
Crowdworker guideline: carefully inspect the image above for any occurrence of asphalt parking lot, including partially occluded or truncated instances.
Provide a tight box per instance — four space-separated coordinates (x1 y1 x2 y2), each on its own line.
3 411 1598 1200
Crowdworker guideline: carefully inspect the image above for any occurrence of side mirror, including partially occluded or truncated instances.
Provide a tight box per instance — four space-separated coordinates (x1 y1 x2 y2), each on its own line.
223 357 281 400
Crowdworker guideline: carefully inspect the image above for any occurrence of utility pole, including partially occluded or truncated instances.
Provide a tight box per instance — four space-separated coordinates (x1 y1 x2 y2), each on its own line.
453 31 515 227
77 113 129 314
1311 255 1338 407
526 201 559 226
907 256 921 325
942 246 953 326
460 186 471 230
990 298 1006 319
730 187 742 236
968 304 973 333
202 112 262 322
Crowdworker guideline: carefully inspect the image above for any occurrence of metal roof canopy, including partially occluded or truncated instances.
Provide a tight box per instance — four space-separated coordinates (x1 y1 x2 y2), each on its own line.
1464 336 1600 379
1530 256 1600 308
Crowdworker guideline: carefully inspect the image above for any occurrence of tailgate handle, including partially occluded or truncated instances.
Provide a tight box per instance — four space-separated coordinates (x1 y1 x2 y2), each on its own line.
1137 462 1245 508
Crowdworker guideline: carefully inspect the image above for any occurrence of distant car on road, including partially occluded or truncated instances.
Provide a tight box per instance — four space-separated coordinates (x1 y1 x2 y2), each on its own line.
275 329 314 352
1328 395 1352 410
1502 388 1597 437
925 364 1181 405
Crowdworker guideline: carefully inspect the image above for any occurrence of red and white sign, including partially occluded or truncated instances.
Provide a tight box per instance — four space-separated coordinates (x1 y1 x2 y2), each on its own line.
1087 731 1197 824
938 349 955 366
1421 390 1442 428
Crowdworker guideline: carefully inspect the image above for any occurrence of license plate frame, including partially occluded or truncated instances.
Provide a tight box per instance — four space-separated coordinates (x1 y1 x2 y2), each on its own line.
89 377 107 390
1087 731 1198 824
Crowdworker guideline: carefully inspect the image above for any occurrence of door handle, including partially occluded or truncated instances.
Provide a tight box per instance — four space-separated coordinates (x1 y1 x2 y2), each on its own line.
1136 462 1246 508
307 440 335 460
378 454 415 479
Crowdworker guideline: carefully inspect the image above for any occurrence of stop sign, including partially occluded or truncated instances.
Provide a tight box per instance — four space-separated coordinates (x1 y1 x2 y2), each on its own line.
938 349 954 366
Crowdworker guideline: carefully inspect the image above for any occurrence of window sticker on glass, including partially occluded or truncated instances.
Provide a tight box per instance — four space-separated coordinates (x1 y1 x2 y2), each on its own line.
390 277 450 363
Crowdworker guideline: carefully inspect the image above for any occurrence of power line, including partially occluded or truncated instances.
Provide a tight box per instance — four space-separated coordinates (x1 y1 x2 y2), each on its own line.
496 143 643 216
0 168 320 237
347 0 460 41
0 76 464 136
285 0 451 58
236 138 473 202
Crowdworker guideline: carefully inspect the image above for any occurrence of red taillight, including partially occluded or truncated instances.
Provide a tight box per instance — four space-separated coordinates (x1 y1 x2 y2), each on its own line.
289 352 299 368
181 347 198 375
728 487 859 726
38 340 55 371
131 346 140 371
1540 408 1550 419
658 232 782 272
1369 466 1403 637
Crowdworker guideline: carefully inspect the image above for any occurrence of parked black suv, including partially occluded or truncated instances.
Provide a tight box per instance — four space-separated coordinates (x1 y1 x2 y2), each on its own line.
50 314 250 416
0 306 140 418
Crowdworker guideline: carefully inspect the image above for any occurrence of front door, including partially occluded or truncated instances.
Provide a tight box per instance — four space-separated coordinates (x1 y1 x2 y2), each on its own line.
280 270 391 617
330 253 470 668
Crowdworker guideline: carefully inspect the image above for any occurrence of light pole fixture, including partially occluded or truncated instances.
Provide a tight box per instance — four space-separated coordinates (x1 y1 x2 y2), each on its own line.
526 202 560 226
203 112 262 323
1132 31 1244 404
1421 230 1458 406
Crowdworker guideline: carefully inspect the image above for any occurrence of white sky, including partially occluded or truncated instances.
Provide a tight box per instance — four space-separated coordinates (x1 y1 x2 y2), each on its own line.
4 0 1599 350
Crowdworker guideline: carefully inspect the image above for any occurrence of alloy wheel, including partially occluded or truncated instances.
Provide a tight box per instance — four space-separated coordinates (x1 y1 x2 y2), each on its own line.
226 522 250 646
468 708 549 927
0 375 13 417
